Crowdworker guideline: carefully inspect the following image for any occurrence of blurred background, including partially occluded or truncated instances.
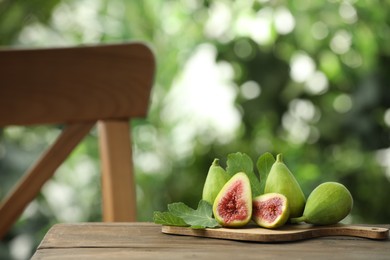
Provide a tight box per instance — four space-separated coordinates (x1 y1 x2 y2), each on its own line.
1 0 389 258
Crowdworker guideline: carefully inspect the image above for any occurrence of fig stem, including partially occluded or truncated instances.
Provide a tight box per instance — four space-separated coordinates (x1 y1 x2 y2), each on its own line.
290 216 306 224
276 153 283 162
212 158 220 166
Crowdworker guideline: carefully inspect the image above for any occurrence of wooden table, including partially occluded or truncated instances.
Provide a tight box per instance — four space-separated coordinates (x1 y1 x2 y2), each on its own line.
32 222 389 259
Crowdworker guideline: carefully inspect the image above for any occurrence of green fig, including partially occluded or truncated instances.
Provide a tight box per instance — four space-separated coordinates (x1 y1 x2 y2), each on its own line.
291 182 353 225
213 172 252 227
202 159 230 205
264 154 306 218
252 193 290 229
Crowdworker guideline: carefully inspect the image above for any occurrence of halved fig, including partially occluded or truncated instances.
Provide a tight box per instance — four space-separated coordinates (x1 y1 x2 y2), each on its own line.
252 193 289 229
212 172 252 227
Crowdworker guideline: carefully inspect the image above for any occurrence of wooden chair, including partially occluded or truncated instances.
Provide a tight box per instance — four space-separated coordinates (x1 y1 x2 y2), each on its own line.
0 42 155 239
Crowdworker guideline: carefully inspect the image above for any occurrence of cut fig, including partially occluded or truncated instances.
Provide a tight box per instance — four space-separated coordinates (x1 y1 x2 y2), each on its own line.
252 193 290 229
212 172 252 227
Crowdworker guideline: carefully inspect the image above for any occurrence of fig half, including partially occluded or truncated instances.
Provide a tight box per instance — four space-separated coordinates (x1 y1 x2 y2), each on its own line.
252 193 290 229
213 172 252 227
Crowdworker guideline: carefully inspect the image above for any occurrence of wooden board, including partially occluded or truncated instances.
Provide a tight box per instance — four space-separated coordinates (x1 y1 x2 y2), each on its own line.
162 224 389 242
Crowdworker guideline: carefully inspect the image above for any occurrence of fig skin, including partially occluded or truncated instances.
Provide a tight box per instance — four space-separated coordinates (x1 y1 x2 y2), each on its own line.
252 193 290 229
213 172 252 227
202 159 230 205
291 182 353 225
264 154 306 218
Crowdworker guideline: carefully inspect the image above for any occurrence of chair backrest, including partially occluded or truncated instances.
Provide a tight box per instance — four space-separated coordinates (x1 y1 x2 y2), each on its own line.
0 43 155 239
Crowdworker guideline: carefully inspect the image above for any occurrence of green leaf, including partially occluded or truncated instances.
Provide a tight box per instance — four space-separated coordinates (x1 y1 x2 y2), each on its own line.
153 211 188 227
168 200 219 228
256 152 275 194
226 152 261 197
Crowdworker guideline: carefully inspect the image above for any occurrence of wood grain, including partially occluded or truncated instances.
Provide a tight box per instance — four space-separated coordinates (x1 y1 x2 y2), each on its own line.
98 119 136 221
0 43 155 126
32 223 390 260
162 224 389 242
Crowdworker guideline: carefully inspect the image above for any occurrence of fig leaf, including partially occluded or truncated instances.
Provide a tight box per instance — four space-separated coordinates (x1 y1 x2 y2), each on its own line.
168 200 219 229
256 152 276 194
226 152 261 197
153 211 188 227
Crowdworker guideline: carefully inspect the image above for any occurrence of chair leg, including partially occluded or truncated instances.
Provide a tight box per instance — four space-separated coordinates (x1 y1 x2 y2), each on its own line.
98 119 136 222
0 122 94 239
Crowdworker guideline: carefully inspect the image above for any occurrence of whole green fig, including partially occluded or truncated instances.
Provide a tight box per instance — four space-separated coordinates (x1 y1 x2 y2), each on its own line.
291 182 353 225
202 159 230 205
264 154 306 218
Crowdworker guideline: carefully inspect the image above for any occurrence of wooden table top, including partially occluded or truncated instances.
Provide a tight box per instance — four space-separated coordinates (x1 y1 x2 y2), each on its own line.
32 222 390 260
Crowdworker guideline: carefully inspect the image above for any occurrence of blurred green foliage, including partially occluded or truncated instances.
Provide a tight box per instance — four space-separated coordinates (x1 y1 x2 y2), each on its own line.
1 0 390 258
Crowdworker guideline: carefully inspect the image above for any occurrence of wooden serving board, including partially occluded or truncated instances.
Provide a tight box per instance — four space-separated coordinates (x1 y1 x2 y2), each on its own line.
162 224 389 242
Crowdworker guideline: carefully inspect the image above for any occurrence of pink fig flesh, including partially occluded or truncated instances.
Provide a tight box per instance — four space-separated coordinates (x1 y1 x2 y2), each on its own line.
213 172 252 227
252 193 290 229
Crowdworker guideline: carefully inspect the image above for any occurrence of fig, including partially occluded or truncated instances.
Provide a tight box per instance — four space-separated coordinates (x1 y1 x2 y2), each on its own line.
291 182 353 225
202 159 231 205
264 154 306 218
213 172 252 227
252 193 290 229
